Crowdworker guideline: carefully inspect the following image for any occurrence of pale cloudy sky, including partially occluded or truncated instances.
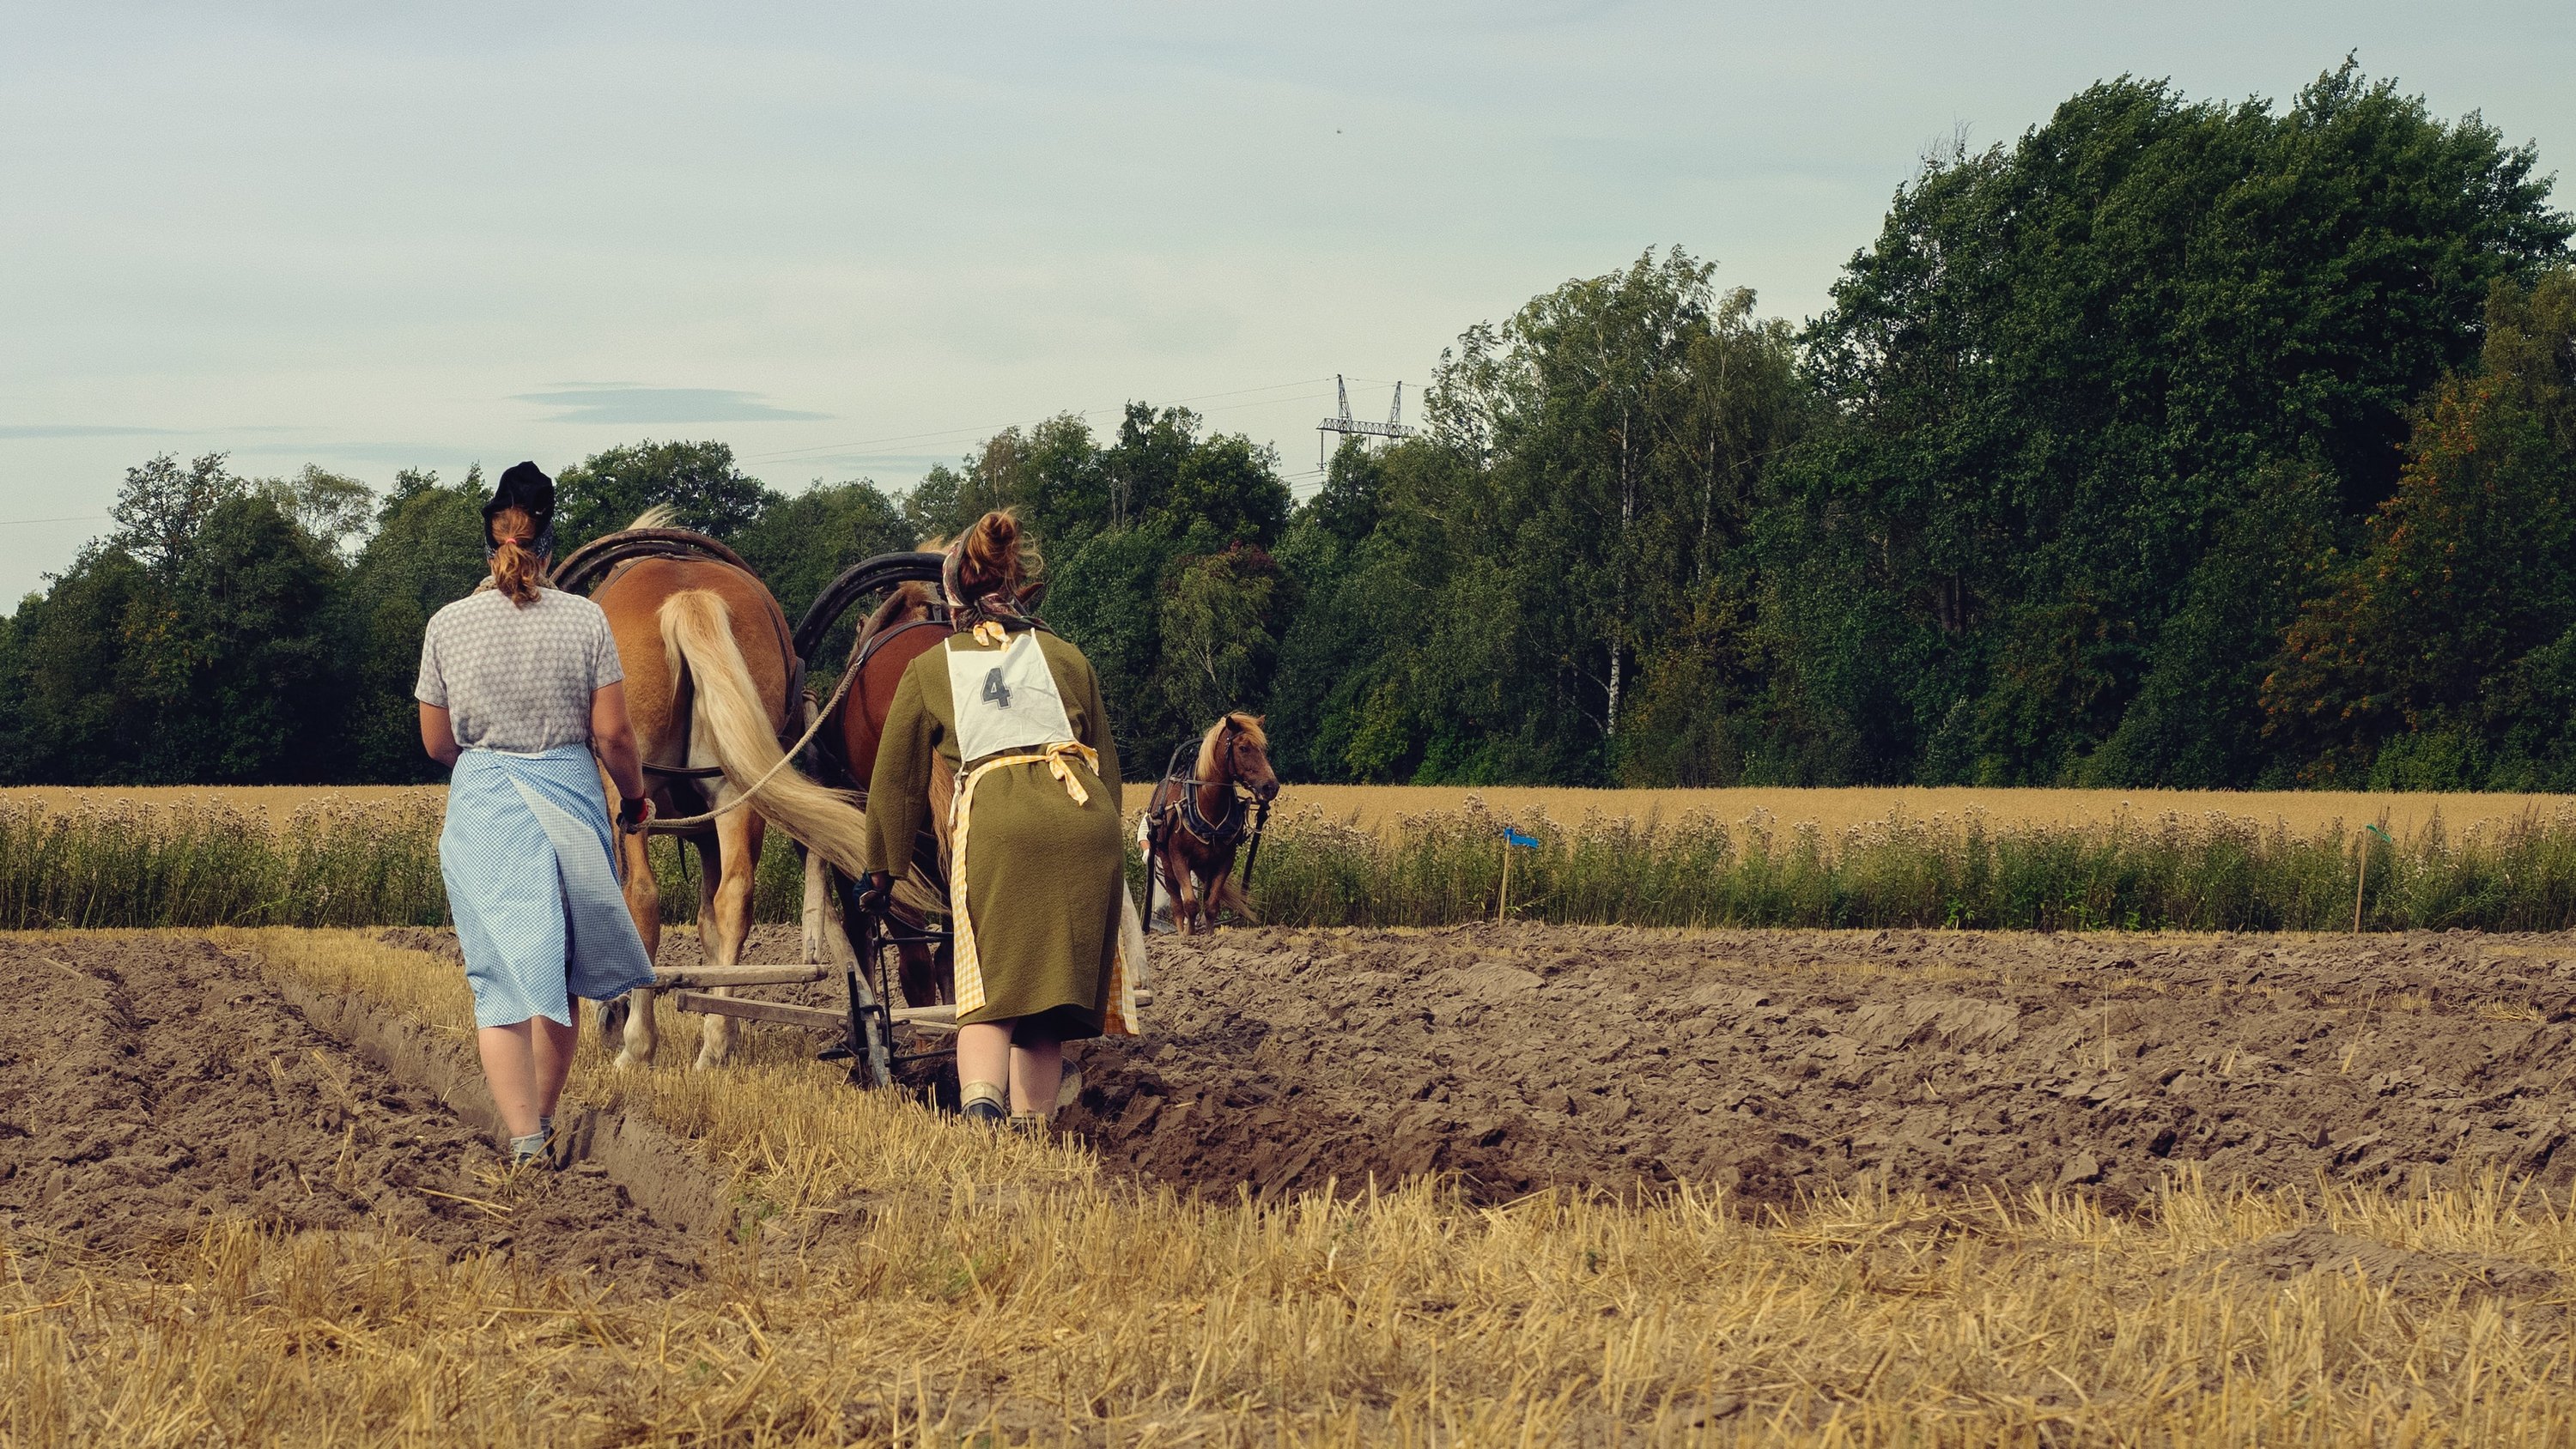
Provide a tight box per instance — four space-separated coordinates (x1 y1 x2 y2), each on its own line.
3 2 2570 599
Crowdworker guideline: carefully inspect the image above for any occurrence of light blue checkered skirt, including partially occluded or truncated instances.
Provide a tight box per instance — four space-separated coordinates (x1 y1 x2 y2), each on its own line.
440 745 654 1029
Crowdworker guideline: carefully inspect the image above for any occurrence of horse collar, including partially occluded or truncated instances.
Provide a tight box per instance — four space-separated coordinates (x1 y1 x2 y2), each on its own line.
1180 779 1243 844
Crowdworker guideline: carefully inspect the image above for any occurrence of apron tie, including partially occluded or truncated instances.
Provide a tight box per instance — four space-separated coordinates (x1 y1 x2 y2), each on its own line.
1038 740 1099 806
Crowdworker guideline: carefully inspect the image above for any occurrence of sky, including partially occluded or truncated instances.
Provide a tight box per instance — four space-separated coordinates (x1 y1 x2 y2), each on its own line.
3 1 2573 600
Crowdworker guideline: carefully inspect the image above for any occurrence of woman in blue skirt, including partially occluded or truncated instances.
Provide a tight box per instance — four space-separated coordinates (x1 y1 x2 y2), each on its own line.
415 462 656 1166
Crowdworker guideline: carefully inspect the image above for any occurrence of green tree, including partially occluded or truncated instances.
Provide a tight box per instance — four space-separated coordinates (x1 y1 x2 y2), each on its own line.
113 452 243 574
255 464 375 556
149 495 343 782
1157 545 1282 731
555 440 779 547
732 479 912 673
2263 269 2576 781
1313 249 1802 785
0 545 159 782
336 466 492 781
1789 62 2570 784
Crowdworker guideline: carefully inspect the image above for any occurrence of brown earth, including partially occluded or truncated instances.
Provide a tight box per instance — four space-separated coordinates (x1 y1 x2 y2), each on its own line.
1058 924 2576 1209
0 934 702 1289
380 920 2576 1211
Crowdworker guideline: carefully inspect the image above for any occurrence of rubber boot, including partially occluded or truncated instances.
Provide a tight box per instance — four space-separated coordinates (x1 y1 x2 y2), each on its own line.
961 1080 1008 1125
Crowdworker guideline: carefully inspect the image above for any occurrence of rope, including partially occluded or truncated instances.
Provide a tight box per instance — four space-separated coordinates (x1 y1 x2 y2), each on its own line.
641 647 865 833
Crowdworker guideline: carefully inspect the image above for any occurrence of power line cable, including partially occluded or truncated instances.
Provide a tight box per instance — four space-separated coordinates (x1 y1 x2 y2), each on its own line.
747 376 1339 464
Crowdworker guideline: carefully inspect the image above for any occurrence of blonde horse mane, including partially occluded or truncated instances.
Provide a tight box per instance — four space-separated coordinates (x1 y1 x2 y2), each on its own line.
629 503 681 530
1195 712 1268 781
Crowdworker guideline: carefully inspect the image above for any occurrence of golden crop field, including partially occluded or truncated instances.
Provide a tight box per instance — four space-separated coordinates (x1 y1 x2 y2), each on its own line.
1250 784 2576 841
12 782 2572 842
9 927 2574 1445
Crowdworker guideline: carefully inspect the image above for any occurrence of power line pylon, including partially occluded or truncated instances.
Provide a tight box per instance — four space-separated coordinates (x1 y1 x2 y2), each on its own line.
1317 375 1415 470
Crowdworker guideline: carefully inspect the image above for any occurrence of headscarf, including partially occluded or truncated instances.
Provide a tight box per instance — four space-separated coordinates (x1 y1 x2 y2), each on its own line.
483 460 557 559
940 534 1038 629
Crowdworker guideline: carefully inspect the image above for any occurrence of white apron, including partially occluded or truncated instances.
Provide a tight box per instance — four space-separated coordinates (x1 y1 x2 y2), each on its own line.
941 627 1146 1032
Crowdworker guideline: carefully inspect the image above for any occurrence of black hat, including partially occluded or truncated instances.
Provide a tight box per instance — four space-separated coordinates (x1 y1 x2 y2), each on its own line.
483 461 556 558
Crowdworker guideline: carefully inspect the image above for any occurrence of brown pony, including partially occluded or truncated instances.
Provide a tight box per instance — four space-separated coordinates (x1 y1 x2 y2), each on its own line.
585 512 873 1069
1144 713 1280 934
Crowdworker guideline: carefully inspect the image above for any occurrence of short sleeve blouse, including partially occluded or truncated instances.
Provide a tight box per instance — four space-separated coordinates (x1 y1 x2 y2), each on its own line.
415 586 624 753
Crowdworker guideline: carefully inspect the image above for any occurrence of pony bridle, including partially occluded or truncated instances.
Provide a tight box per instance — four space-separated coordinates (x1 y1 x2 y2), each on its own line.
1161 729 1275 846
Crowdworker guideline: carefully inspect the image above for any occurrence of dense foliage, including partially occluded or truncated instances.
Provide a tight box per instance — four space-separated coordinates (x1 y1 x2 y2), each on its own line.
3 64 2571 791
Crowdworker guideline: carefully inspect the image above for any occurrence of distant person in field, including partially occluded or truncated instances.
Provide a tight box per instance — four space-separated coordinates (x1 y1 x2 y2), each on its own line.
861 508 1143 1128
415 462 656 1167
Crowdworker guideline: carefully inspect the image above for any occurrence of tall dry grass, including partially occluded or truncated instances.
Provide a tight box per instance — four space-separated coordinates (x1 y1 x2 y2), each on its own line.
0 797 803 930
1246 799 2576 931
1235 783 2576 840
15 781 2556 840
16 790 2576 933
4 928 2574 1444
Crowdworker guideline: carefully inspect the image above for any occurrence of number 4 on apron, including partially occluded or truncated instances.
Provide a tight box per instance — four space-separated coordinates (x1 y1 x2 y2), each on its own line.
947 631 1077 763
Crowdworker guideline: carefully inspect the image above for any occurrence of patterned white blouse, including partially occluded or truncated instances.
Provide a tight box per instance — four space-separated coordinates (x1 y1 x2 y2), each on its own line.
414 586 625 754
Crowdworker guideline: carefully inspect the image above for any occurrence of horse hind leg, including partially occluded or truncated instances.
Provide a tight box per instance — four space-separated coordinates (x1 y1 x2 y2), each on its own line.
612 822 662 1069
1169 850 1203 936
1212 870 1259 927
694 806 764 1070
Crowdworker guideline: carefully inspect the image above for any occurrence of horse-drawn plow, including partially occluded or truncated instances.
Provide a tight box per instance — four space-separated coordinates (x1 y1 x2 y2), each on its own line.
552 530 1161 1094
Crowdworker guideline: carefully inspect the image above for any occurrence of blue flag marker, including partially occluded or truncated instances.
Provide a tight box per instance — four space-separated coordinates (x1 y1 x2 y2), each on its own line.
1498 826 1540 920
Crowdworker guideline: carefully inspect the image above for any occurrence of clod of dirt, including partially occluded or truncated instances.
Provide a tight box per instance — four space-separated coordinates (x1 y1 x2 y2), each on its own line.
0 936 700 1291
2210 1226 2561 1304
1062 924 2576 1207
374 925 463 963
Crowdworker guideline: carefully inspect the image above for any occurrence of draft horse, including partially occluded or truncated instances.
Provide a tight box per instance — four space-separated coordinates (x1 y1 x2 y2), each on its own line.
790 549 1048 1016
553 512 874 1070
1143 713 1280 934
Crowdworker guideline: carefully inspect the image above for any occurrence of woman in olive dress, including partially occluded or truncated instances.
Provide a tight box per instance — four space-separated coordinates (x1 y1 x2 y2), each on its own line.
861 509 1140 1127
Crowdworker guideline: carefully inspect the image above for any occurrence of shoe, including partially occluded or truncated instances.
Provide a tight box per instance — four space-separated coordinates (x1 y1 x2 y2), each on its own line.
1008 1113 1049 1137
960 1079 1010 1125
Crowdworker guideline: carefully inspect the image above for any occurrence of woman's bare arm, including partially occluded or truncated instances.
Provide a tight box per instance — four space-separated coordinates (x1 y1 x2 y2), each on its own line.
418 703 461 767
590 681 648 803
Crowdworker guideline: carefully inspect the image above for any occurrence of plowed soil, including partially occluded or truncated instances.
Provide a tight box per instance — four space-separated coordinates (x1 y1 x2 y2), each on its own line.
0 935 701 1288
1059 925 2576 1208
375 920 2576 1210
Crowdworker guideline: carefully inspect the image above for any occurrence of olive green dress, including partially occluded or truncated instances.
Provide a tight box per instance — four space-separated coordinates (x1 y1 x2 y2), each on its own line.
863 624 1127 1039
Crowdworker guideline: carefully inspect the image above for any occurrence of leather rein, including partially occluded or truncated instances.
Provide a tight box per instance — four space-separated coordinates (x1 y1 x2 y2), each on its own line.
546 525 814 831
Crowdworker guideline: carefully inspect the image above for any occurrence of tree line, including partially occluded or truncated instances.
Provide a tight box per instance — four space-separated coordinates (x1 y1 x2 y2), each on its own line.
6 63 2574 791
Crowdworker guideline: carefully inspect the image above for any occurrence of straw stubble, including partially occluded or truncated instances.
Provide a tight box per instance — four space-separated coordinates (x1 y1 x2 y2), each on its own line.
4 927 2573 1444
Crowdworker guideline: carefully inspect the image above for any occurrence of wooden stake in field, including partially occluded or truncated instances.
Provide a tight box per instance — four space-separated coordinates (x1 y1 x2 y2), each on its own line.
1499 825 1538 920
2354 821 2393 933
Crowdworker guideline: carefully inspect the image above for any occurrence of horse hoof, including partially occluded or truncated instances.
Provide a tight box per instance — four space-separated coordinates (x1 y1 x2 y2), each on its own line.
612 1049 648 1071
692 1049 729 1071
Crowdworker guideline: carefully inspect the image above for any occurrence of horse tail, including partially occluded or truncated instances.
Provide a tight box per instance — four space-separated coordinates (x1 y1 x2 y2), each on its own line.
1211 870 1260 925
658 588 873 876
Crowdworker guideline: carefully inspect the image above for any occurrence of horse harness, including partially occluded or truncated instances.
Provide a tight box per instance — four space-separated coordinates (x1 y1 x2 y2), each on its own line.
549 530 806 832
1151 739 1251 848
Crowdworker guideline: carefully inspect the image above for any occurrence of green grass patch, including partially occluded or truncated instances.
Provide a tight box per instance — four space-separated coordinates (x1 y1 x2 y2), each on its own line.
4 794 2574 933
